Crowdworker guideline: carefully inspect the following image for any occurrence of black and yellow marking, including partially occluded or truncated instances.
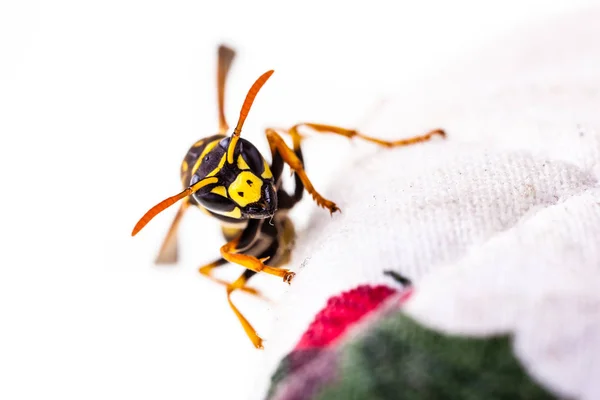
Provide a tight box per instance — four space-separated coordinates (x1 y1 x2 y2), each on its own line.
180 134 225 186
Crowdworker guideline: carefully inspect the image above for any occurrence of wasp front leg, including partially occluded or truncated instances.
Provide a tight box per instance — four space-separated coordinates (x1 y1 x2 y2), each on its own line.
220 236 295 284
265 128 340 214
226 270 264 348
226 238 286 348
199 257 266 348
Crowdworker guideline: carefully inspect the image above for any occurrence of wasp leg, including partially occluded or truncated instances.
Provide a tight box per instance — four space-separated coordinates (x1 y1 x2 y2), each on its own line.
154 199 190 264
198 258 264 298
265 128 339 214
227 269 264 348
220 235 296 284
284 123 446 148
266 132 304 211
227 236 280 349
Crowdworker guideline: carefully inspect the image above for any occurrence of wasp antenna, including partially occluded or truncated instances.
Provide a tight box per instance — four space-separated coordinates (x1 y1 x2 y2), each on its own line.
234 70 274 136
227 69 274 164
131 177 218 236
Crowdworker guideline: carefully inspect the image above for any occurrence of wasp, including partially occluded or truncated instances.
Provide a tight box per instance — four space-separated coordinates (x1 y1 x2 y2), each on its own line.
131 44 445 348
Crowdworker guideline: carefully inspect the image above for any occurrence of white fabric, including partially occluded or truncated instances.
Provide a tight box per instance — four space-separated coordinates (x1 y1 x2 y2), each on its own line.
253 8 600 400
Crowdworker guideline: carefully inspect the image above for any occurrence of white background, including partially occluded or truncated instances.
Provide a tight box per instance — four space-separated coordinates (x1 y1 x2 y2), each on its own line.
0 1 596 399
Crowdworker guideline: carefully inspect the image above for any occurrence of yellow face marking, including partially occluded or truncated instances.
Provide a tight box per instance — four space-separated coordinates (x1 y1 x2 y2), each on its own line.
193 139 206 147
237 155 250 170
211 185 227 197
191 139 221 176
207 153 226 177
181 160 188 172
220 207 242 219
261 159 273 179
228 171 263 207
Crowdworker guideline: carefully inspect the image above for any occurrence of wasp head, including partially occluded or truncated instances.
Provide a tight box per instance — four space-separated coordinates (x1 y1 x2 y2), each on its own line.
130 69 277 237
191 137 277 220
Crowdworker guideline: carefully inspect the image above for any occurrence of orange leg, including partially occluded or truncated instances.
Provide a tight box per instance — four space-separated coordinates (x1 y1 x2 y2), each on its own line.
265 128 340 215
220 236 295 284
198 259 264 298
226 272 264 349
154 199 189 264
286 123 446 148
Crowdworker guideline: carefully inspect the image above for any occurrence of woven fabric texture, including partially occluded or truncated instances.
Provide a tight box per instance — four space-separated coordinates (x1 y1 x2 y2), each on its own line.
253 9 600 400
